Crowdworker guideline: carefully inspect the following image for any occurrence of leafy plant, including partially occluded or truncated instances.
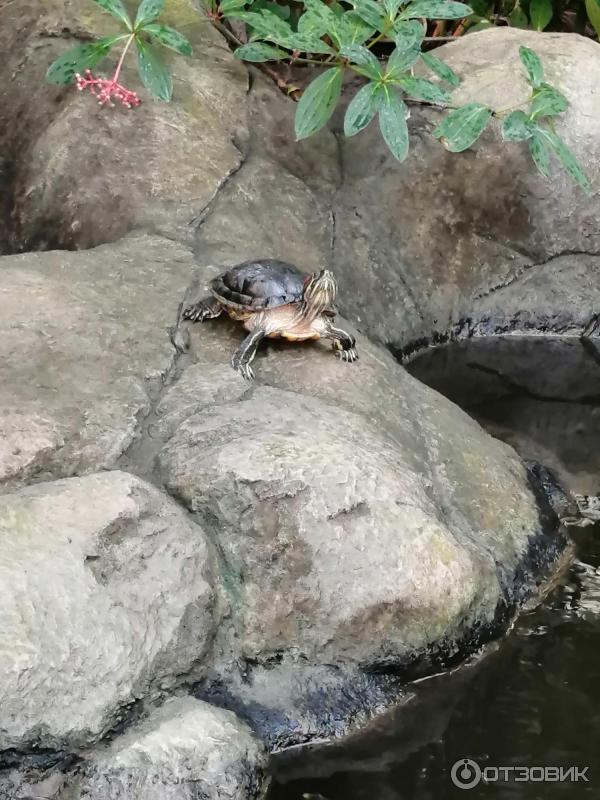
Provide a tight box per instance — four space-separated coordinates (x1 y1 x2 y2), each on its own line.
220 0 465 144
45 0 192 104
502 46 590 189
465 0 599 35
432 45 589 190
216 0 589 189
44 0 591 190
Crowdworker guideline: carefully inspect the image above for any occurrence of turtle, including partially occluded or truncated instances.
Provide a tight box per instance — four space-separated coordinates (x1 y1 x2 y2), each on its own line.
182 259 358 379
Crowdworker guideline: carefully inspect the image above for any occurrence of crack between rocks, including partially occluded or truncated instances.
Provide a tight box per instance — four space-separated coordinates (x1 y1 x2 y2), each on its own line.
473 249 600 302
189 140 248 237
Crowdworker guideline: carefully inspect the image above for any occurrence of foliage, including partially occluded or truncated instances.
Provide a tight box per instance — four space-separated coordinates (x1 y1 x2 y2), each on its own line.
431 45 589 189
44 0 591 190
45 0 192 102
465 0 598 35
217 0 589 189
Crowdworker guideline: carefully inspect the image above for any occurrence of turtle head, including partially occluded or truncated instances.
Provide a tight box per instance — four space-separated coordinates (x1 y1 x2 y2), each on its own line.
301 269 337 318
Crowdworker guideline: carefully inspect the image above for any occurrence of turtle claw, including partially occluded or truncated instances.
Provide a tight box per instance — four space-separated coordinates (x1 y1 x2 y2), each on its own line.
183 305 208 322
183 298 222 323
337 347 359 363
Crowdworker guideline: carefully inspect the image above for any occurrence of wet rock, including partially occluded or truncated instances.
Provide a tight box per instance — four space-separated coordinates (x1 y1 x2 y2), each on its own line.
468 254 600 338
73 697 268 800
0 472 214 751
0 234 192 486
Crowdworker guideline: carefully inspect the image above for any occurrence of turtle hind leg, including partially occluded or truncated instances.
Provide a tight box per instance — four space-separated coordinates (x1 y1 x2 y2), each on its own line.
324 323 359 363
183 296 222 323
232 328 266 381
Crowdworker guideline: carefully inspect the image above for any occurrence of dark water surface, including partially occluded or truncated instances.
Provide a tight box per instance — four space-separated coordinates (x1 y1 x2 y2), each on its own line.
269 337 600 800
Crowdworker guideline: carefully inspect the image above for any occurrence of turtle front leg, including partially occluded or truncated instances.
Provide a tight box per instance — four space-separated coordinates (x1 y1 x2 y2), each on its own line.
183 296 222 323
232 328 266 380
323 322 359 363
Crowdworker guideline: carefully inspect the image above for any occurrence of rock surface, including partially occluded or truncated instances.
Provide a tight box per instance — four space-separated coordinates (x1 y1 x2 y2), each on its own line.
0 234 192 487
466 254 600 338
0 471 214 751
74 697 268 800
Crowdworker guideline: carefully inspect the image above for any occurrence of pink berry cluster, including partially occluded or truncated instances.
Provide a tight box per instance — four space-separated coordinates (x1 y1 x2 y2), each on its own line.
75 69 141 108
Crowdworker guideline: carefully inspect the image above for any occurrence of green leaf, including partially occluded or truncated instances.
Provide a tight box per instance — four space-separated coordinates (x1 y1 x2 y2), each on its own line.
234 42 289 61
298 9 328 36
136 37 172 100
399 0 473 20
384 0 404 17
538 127 592 192
586 0 600 38
530 83 569 117
501 110 536 141
468 0 492 13
92 0 132 29
394 19 425 50
45 36 126 85
397 76 451 104
301 0 337 34
295 67 343 140
143 24 192 55
220 0 246 12
251 0 291 19
379 88 410 161
386 44 421 77
433 102 492 151
340 45 383 79
282 33 336 54
509 3 528 27
421 51 460 87
238 9 293 42
328 11 375 45
529 0 553 30
519 45 543 87
344 82 382 136
135 0 164 28
351 0 387 30
528 130 551 179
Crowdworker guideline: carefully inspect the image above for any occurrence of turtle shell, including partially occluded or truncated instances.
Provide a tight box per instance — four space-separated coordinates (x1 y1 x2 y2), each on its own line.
211 259 307 311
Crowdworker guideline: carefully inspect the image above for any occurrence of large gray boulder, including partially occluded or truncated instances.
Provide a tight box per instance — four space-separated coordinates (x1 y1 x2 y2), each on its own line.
155 310 564 702
0 471 214 751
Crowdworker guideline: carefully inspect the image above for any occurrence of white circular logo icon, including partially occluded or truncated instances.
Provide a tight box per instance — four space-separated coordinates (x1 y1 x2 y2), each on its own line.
451 758 482 790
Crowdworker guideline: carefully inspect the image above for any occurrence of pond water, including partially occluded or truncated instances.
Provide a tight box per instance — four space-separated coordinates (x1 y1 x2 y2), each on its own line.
269 336 600 800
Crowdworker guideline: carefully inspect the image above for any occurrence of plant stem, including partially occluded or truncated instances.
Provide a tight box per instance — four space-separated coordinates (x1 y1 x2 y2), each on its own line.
113 33 135 83
493 98 530 116
211 18 244 48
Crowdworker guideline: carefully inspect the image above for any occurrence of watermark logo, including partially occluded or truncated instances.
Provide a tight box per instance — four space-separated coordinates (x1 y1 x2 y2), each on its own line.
451 759 481 790
450 759 590 789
